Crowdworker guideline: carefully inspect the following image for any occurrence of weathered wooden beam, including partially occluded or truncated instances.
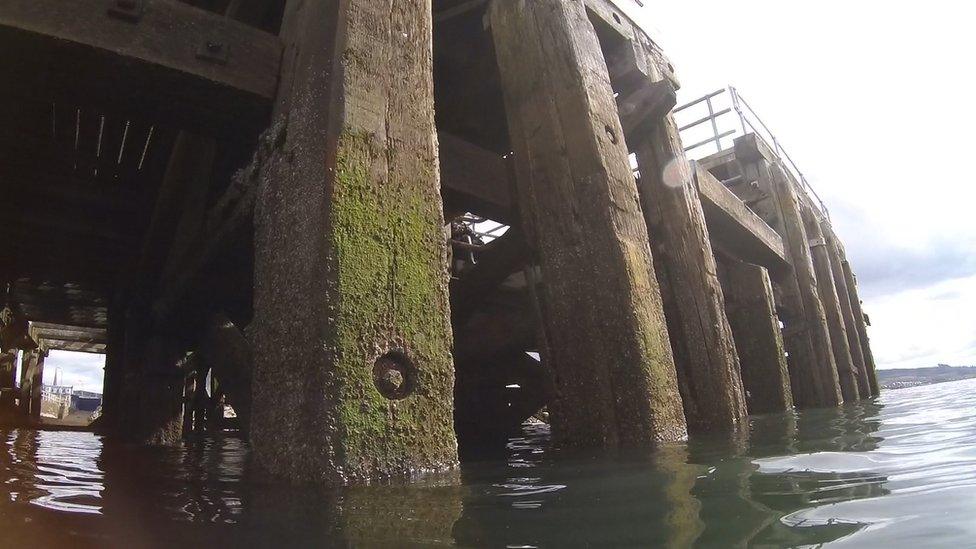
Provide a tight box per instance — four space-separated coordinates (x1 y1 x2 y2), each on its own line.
632 111 747 432
822 224 871 397
18 349 45 419
734 135 843 408
155 127 510 329
718 258 793 414
694 161 790 276
36 339 107 354
135 133 217 299
490 0 686 447
801 202 859 402
0 350 17 392
19 349 37 416
449 228 530 325
839 251 881 396
0 349 17 411
28 322 107 355
250 0 458 482
100 302 125 428
439 130 790 279
438 131 515 223
197 312 252 431
29 322 107 341
0 0 281 137
132 334 185 445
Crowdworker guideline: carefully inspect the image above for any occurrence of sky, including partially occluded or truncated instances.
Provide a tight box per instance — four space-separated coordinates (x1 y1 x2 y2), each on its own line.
620 1 976 369
40 350 104 393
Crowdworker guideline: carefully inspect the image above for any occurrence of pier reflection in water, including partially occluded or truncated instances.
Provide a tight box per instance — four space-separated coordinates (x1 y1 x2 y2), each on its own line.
3 379 976 547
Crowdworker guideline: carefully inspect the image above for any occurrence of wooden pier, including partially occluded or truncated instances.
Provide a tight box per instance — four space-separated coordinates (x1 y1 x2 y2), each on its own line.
0 0 878 482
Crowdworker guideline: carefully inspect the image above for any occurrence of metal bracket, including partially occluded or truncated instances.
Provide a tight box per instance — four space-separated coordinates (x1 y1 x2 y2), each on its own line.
197 39 230 65
107 0 145 23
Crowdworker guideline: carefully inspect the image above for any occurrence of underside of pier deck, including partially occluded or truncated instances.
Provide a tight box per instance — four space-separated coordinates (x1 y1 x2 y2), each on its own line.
0 0 881 483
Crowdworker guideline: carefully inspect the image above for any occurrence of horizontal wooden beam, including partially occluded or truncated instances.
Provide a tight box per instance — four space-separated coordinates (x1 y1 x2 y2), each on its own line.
439 132 514 223
693 161 791 275
438 132 788 279
30 322 107 343
38 339 106 354
0 0 282 136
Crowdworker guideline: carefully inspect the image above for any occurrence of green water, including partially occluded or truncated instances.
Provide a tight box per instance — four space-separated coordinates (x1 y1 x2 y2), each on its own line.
2 378 975 548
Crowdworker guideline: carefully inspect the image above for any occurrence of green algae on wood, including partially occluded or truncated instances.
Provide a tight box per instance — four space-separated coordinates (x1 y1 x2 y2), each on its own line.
249 0 457 484
331 129 457 479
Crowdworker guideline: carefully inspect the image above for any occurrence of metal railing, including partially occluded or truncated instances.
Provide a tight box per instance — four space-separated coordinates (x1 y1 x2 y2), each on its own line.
674 86 830 220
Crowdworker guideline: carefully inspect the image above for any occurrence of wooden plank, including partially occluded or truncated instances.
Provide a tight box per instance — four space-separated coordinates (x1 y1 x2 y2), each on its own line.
449 228 530 325
839 246 881 396
633 110 747 432
37 339 106 354
249 0 457 482
490 0 686 447
801 199 859 402
735 135 843 408
0 0 281 136
438 131 514 222
718 259 793 414
824 225 871 397
694 161 790 275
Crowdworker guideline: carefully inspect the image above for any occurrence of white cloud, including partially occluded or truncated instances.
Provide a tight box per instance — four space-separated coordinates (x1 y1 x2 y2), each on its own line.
621 1 976 369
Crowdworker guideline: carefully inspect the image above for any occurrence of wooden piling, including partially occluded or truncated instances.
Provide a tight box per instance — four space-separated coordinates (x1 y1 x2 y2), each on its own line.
137 334 185 445
249 0 458 482
633 114 747 432
801 203 860 402
100 302 125 429
16 349 44 419
717 259 794 414
733 136 842 408
823 225 871 398
19 349 37 416
489 0 687 447
0 349 16 392
841 257 881 396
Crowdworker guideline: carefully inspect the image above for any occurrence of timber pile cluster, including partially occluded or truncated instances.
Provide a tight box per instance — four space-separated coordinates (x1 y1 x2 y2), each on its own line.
0 0 877 483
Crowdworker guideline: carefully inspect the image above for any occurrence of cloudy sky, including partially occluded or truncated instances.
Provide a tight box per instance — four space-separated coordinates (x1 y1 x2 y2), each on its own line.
40 350 104 393
622 1 976 369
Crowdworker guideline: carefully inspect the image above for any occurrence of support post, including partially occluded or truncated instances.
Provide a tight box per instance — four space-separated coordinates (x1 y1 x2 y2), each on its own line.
802 203 859 402
717 258 793 414
633 113 747 432
30 350 44 420
841 259 880 396
136 334 185 445
823 225 871 398
0 349 16 414
250 0 458 482
489 0 686 446
733 136 842 408
117 308 184 445
101 301 125 428
19 349 37 416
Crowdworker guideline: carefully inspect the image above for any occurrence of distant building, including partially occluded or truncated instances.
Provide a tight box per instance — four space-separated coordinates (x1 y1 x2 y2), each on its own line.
40 385 103 420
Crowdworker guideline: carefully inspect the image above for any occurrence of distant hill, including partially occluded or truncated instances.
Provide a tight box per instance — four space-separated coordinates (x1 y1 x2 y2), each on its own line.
878 364 976 390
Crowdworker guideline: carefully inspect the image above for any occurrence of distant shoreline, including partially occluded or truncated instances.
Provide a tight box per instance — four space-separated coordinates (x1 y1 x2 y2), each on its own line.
879 365 976 390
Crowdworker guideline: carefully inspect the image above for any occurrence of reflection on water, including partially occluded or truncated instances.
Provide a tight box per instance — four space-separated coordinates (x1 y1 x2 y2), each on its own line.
3 379 976 547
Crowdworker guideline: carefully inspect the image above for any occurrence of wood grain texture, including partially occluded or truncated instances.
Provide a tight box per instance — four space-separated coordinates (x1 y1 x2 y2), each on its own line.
490 0 686 447
634 112 747 432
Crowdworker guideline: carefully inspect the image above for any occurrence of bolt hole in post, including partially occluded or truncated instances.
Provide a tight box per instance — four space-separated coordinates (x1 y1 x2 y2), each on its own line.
373 350 417 400
605 125 617 144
